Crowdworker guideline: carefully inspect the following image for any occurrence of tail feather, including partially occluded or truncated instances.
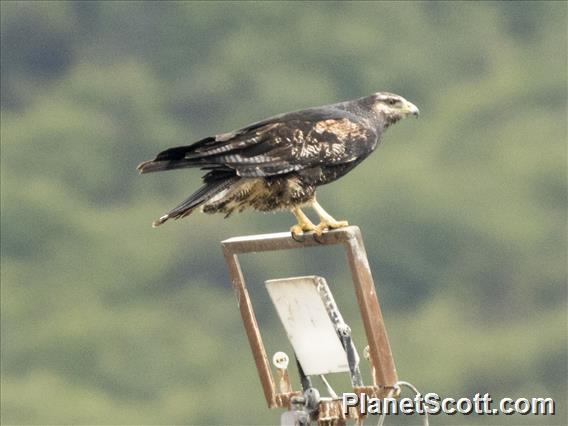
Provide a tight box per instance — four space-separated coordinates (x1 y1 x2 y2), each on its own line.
152 177 237 227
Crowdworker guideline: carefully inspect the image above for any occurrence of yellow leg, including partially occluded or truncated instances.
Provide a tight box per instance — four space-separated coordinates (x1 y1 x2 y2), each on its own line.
290 207 317 236
311 200 349 235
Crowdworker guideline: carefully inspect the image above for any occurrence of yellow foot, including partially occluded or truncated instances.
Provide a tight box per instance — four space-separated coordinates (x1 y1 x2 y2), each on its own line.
290 221 317 237
290 207 317 237
314 219 349 236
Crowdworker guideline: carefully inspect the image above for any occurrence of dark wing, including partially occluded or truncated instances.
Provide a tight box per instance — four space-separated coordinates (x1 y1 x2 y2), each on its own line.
138 107 378 177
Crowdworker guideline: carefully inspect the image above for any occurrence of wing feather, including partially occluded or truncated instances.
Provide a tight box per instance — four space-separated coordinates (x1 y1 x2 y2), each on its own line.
138 107 378 178
206 115 377 177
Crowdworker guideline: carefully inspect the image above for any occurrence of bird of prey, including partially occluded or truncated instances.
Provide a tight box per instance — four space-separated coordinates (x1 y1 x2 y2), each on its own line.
138 92 419 235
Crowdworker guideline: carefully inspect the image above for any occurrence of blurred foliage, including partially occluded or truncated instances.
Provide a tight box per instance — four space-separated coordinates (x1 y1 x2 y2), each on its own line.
1 1 566 425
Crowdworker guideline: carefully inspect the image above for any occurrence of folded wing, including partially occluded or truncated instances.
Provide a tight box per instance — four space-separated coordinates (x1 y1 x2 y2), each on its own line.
137 107 377 178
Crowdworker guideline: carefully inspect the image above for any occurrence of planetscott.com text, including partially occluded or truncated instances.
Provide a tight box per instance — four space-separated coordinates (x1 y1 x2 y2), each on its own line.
343 392 555 417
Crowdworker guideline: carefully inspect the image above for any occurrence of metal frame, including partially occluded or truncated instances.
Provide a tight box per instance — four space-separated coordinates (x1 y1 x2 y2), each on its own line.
221 226 398 409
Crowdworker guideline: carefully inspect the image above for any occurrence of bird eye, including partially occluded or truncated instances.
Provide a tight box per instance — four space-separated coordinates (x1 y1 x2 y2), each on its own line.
387 98 397 106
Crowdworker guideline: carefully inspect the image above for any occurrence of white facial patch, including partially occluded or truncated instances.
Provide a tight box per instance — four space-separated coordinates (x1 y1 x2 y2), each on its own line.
372 102 397 115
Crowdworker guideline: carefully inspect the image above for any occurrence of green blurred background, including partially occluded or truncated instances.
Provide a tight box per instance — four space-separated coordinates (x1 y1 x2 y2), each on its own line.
1 1 566 424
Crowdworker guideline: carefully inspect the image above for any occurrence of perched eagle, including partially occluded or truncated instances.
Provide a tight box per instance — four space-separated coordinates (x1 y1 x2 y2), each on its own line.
138 92 419 235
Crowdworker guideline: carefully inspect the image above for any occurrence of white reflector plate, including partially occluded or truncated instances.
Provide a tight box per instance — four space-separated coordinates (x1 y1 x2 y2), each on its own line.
265 276 349 375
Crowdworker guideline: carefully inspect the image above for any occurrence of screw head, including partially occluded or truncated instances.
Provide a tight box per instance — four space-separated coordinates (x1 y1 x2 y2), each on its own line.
272 351 289 369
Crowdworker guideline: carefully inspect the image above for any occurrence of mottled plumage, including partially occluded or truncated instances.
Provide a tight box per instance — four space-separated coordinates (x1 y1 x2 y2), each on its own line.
138 92 419 234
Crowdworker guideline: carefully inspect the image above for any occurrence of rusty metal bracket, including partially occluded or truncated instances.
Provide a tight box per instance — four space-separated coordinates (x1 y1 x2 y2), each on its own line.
221 226 398 409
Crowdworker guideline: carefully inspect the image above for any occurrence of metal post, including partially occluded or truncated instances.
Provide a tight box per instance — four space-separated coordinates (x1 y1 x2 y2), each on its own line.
221 226 398 413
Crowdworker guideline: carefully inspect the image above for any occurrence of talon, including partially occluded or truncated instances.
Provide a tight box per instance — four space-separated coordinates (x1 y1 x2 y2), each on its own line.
291 227 305 242
290 222 316 236
290 224 304 236
290 207 317 238
312 233 325 244
314 224 325 236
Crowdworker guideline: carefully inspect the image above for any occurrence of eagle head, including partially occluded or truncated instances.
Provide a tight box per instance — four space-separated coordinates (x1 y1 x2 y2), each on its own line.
361 92 419 126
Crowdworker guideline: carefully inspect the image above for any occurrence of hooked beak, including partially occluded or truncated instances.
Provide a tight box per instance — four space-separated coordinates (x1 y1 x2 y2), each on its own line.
403 101 420 117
